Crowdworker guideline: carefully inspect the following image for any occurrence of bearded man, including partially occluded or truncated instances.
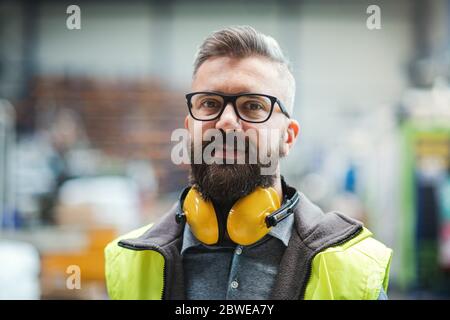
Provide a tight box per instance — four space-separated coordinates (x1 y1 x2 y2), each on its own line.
105 26 392 300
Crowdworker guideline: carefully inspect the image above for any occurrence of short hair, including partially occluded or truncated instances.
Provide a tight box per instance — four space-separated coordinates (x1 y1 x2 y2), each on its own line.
193 25 296 114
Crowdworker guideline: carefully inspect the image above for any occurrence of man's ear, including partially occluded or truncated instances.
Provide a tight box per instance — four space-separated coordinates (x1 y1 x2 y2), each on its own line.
283 119 300 156
184 116 190 130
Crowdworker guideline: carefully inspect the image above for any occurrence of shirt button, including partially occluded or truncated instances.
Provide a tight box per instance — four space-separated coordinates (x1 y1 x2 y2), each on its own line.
230 281 239 289
235 246 243 255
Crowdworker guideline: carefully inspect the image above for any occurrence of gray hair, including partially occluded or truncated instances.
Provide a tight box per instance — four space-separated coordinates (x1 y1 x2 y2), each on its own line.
193 25 296 114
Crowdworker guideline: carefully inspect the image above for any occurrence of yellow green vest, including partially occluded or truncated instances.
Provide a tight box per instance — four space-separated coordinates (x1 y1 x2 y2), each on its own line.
105 224 392 300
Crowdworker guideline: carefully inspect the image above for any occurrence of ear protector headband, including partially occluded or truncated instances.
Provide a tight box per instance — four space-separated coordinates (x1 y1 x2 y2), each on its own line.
175 184 299 246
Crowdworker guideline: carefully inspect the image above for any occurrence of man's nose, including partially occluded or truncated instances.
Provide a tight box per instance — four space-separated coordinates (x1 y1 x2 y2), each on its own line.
215 103 241 131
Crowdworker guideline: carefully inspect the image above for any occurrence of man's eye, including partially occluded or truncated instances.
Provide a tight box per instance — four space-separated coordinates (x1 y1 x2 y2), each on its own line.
244 102 264 111
201 100 220 108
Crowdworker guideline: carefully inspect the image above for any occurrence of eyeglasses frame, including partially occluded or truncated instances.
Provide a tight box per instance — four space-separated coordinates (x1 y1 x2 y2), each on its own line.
185 91 291 123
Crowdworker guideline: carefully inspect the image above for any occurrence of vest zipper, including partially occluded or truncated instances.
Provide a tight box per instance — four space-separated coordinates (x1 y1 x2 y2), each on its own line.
117 241 167 300
299 225 363 300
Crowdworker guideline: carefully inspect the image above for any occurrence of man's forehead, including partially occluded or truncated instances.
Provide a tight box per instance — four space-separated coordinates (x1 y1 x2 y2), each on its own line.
192 56 282 94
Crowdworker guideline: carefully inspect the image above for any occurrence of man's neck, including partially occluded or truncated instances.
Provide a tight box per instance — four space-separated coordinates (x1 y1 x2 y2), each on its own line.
273 175 283 202
211 173 283 210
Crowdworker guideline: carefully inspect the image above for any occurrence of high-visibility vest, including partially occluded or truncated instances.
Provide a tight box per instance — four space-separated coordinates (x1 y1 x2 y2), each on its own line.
105 225 392 300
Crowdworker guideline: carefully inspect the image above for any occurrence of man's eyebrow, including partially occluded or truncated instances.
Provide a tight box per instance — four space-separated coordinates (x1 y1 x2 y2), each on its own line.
206 90 253 95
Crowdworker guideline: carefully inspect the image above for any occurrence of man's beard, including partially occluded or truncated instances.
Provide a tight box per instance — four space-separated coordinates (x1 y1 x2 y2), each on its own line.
188 130 282 206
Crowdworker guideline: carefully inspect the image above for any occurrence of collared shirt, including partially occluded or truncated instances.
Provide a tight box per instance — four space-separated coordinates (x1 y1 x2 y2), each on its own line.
181 213 294 300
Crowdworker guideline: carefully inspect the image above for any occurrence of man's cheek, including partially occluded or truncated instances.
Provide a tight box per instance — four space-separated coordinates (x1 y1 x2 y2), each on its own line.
188 121 207 142
260 129 281 154
188 121 205 164
278 131 289 157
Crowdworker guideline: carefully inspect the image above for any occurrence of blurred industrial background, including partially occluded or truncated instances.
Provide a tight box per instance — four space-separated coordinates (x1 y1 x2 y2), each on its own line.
0 0 450 299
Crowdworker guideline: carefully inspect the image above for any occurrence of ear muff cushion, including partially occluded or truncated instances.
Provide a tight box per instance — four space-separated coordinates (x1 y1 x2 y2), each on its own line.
227 187 280 246
183 188 219 245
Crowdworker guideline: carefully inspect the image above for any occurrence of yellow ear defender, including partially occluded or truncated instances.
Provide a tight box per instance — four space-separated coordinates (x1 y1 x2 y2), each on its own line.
175 185 300 246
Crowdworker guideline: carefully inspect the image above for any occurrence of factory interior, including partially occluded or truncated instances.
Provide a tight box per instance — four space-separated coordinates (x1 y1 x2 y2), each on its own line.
0 0 450 299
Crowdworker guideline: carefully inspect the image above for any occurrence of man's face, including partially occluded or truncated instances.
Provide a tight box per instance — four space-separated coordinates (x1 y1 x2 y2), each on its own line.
185 55 299 202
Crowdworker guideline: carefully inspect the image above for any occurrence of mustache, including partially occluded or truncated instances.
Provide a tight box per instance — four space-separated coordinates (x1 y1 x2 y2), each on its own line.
201 129 257 154
187 128 282 173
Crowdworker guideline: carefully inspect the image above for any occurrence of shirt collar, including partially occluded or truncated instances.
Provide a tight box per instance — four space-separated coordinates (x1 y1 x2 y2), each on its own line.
181 213 294 255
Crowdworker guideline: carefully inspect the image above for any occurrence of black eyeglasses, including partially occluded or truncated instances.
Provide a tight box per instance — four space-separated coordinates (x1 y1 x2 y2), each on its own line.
185 92 291 123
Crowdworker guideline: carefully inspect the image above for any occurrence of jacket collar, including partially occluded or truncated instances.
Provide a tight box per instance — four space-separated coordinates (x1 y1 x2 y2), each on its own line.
119 202 184 251
269 190 363 299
